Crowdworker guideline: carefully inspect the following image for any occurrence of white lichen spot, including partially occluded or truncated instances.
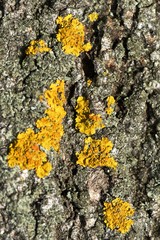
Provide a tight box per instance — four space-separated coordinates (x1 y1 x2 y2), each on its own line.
86 217 97 229
21 170 29 180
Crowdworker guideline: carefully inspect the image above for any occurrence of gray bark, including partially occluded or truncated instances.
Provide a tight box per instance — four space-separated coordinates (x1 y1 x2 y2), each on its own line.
0 0 159 239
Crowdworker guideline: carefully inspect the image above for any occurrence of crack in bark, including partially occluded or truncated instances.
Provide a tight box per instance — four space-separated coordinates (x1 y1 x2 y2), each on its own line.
0 1 4 24
81 54 97 80
31 194 46 240
111 0 118 18
131 4 140 32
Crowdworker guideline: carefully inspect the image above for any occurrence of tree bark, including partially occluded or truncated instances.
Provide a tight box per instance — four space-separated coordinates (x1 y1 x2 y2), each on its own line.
0 0 159 239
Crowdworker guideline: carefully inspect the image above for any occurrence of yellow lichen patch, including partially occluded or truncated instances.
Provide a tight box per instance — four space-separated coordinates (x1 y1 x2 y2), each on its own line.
75 96 105 135
36 162 52 178
56 14 92 57
76 137 117 169
87 79 92 87
7 80 66 178
43 80 66 109
25 39 51 55
88 12 99 22
7 128 50 171
36 113 65 151
106 96 115 115
36 80 66 151
103 198 135 234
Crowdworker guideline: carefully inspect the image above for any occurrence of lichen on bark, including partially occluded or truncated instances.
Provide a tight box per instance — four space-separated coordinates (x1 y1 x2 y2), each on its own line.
0 0 159 239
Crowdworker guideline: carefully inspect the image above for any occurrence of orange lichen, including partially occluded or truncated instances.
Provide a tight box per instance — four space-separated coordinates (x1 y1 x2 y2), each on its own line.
7 80 66 178
36 162 52 178
103 198 135 234
87 79 92 87
75 96 105 135
25 39 51 55
56 14 92 57
7 128 48 171
76 137 117 169
88 12 99 22
106 96 115 115
36 80 66 151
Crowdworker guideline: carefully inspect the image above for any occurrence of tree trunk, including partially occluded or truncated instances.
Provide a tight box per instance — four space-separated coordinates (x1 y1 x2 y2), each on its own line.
0 0 159 239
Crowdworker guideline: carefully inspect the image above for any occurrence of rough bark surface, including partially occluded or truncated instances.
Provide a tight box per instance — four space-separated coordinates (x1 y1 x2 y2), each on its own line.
0 0 159 239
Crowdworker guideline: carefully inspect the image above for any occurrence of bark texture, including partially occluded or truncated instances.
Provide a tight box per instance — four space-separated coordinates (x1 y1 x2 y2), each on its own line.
0 0 159 239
